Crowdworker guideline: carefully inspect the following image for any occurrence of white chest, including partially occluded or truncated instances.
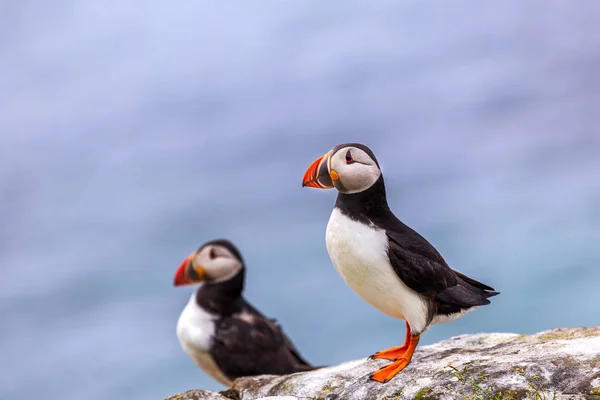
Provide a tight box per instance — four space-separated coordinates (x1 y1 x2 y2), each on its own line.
325 208 429 333
176 294 232 386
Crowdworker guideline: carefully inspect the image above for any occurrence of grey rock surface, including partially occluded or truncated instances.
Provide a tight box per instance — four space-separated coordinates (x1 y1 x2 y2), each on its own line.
165 389 229 400
167 327 600 400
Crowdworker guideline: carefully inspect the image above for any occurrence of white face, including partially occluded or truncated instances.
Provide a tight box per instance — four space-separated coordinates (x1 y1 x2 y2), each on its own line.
329 146 381 194
192 244 243 283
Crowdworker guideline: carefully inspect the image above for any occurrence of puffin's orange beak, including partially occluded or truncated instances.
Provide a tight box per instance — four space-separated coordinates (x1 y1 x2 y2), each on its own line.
302 151 334 189
173 254 206 286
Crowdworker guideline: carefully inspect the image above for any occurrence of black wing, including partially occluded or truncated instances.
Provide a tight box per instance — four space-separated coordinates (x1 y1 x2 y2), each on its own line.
244 301 314 369
209 302 315 380
383 215 499 313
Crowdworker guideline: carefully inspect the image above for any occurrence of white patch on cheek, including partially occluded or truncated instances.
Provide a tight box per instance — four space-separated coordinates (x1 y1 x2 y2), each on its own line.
209 260 242 283
335 161 380 194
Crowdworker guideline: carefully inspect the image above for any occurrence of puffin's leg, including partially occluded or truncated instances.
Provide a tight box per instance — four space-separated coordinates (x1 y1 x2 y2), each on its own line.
369 321 411 360
369 330 420 383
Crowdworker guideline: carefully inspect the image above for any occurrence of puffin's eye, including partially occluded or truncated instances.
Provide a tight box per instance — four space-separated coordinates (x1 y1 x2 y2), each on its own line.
345 150 355 164
209 248 217 259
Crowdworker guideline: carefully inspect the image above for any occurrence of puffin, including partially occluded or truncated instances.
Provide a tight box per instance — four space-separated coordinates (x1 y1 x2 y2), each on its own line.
301 143 499 383
174 239 315 386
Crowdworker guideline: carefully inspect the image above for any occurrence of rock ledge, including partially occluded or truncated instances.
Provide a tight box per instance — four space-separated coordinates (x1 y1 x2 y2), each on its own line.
166 327 600 400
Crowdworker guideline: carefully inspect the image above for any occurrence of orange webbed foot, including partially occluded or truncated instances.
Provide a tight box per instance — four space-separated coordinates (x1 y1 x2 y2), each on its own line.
369 344 408 361
369 357 411 383
369 326 420 384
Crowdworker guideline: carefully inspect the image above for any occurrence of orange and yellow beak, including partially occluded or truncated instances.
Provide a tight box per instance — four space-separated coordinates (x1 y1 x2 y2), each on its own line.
173 254 206 286
302 151 335 189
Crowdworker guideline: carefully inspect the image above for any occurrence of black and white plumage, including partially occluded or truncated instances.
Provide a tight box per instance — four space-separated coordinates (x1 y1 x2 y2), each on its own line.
302 143 499 383
174 239 315 386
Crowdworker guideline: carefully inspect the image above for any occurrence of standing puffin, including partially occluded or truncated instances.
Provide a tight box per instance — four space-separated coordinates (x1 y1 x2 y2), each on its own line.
301 143 499 383
174 239 315 386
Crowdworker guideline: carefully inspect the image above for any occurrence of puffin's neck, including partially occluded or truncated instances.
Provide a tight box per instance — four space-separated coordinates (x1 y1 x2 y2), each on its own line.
335 175 391 223
195 268 245 316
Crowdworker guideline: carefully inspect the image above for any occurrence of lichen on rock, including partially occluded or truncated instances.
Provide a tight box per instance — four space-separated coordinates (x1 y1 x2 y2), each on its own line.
166 327 600 400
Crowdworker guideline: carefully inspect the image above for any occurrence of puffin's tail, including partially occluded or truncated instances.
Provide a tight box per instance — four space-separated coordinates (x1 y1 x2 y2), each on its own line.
283 333 326 373
435 270 499 312
451 270 500 305
455 271 499 295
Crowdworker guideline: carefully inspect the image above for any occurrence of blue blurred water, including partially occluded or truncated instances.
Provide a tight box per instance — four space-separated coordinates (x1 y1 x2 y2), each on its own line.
1 1 599 399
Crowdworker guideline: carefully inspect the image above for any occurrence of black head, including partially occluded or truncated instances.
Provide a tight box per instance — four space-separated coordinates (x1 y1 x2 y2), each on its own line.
174 239 245 286
302 143 383 194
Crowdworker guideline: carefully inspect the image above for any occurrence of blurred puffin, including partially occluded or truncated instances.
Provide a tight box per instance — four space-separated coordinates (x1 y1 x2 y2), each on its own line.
302 143 499 383
174 239 315 386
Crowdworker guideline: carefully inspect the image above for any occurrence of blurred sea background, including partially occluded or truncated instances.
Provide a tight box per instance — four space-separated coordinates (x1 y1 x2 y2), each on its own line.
1 1 599 399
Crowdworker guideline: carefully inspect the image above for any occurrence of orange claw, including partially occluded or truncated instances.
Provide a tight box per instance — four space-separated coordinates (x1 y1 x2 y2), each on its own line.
369 332 420 383
369 321 411 361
